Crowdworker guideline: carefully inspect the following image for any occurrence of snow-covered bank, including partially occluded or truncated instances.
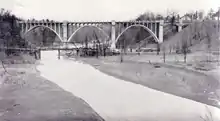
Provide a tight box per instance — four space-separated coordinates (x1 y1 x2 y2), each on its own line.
37 51 220 121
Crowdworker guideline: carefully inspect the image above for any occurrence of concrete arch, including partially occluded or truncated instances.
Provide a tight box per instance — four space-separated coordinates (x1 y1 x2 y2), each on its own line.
24 25 63 42
115 24 159 44
67 25 110 42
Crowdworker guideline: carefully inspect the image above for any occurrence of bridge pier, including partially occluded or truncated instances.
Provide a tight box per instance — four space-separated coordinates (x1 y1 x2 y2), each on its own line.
58 23 61 38
54 23 57 33
111 20 116 49
159 20 164 43
25 22 28 32
63 22 67 41
154 22 157 38
62 21 68 48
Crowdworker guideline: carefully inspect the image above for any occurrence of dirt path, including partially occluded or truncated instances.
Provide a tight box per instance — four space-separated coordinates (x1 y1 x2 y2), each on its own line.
73 56 220 108
0 64 104 121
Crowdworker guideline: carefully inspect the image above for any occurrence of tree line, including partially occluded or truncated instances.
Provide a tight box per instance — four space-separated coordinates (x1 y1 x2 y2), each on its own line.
135 8 219 22
0 8 28 55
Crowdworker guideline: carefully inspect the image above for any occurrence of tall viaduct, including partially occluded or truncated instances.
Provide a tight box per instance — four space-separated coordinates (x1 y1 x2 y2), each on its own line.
18 19 187 49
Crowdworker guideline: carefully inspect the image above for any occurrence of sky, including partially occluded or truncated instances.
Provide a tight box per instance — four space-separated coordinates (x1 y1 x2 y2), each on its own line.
0 0 220 21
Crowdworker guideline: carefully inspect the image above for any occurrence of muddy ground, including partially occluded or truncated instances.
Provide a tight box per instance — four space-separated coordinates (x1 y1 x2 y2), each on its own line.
0 56 104 121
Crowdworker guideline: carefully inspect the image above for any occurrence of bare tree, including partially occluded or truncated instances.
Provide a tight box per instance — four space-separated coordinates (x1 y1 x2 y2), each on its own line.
0 50 9 74
188 24 193 46
205 22 213 62
198 10 205 20
185 11 194 21
208 8 215 20
200 106 214 121
157 43 160 55
155 14 164 20
93 30 100 58
0 8 27 74
169 45 172 54
170 15 176 26
85 35 89 56
120 39 124 63
181 31 189 63
182 40 188 63
136 11 164 21
162 46 166 63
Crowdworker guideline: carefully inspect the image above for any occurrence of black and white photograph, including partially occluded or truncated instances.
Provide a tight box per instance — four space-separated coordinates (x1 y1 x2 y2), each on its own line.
0 0 220 121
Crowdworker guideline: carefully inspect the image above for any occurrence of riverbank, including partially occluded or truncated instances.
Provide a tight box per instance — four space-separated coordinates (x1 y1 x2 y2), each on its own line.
0 55 104 121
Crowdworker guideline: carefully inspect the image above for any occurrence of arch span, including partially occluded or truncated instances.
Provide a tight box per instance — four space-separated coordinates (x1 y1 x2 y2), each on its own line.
24 25 63 42
67 25 110 42
115 24 159 45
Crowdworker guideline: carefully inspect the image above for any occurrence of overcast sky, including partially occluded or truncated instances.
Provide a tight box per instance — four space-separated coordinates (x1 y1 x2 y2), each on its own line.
0 0 220 21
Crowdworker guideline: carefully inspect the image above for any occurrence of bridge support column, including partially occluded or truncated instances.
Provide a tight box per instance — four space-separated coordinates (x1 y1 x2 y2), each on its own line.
69 24 73 37
30 23 33 28
154 22 157 37
54 23 57 33
159 20 164 43
72 24 75 34
62 21 68 47
25 22 28 32
150 22 153 30
111 20 116 49
21 23 24 34
58 23 61 37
